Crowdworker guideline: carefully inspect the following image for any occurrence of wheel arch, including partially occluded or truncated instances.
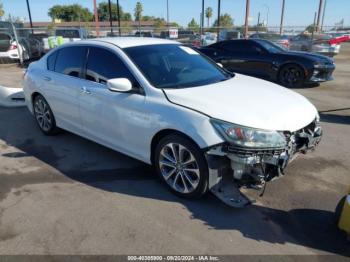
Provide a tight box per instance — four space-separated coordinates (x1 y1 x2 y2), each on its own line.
150 129 203 165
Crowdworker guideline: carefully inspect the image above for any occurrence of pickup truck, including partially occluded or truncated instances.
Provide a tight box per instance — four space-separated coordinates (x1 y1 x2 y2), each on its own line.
43 28 88 53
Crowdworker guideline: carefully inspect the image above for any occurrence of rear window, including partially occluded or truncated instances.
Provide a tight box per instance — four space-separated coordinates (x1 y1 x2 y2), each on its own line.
47 51 58 71
54 46 86 77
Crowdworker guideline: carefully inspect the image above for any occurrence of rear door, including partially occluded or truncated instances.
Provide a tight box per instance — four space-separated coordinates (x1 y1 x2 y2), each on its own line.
43 46 87 132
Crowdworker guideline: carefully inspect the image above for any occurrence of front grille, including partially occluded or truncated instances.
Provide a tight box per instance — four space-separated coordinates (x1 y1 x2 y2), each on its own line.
223 145 285 157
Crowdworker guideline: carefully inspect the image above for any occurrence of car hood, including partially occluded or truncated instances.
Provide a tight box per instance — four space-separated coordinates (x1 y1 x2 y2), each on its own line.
284 50 333 63
164 74 318 132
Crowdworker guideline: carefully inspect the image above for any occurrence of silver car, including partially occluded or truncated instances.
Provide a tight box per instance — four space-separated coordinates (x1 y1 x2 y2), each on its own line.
289 34 340 57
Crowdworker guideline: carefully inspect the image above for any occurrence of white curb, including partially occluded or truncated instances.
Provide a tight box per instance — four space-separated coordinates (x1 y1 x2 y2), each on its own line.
0 85 26 107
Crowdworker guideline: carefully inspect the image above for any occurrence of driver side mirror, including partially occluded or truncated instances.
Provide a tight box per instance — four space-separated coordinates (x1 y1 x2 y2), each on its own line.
107 78 133 93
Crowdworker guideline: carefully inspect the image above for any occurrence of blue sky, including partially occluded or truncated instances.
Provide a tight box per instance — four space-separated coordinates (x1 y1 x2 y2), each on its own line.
2 0 349 27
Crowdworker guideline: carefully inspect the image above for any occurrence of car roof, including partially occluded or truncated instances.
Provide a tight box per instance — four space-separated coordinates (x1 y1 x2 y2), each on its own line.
88 37 180 48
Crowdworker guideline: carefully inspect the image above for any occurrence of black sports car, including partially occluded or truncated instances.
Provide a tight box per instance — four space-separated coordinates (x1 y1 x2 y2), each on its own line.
199 39 335 88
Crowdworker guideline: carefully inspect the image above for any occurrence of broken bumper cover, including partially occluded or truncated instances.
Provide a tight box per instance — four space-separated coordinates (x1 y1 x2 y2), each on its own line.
205 119 322 207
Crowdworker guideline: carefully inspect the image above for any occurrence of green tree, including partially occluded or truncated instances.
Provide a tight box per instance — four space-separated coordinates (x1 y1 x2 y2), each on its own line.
134 2 143 31
305 24 316 33
0 1 5 19
213 13 233 28
48 4 93 22
188 18 199 31
205 7 213 28
97 1 131 22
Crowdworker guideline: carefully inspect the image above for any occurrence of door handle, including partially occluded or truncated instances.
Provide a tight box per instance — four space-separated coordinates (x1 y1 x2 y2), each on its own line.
81 86 91 95
43 76 51 81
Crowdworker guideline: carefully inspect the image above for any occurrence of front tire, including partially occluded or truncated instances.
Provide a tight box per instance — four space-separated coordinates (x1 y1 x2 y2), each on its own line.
278 64 305 88
154 134 209 198
33 94 59 135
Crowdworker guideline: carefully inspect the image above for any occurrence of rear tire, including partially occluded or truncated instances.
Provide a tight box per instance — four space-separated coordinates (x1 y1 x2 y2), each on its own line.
33 94 59 135
154 134 209 199
278 64 305 88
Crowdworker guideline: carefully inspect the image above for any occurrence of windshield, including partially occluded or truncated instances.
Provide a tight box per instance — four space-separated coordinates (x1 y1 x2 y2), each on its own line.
124 44 231 89
254 39 286 53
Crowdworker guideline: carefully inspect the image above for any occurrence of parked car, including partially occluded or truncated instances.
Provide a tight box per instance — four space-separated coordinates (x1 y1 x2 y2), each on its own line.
289 34 343 57
218 29 241 41
134 31 154 37
0 32 42 62
249 33 290 49
202 33 217 46
200 39 335 88
23 38 322 207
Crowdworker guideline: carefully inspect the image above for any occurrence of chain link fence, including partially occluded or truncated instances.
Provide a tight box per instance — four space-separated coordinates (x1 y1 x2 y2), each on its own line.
1 21 349 66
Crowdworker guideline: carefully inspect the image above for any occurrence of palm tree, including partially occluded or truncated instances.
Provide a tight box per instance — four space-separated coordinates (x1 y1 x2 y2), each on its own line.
134 1 143 33
205 7 213 28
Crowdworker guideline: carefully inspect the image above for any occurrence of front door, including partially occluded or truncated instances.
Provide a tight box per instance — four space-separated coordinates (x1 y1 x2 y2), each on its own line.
79 46 147 158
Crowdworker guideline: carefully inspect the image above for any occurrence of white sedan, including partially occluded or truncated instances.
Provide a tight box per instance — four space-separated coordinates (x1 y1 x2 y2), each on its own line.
23 37 322 207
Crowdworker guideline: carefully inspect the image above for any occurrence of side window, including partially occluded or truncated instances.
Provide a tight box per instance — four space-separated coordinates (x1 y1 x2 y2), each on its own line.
47 50 58 71
221 41 256 53
55 46 86 77
85 47 137 86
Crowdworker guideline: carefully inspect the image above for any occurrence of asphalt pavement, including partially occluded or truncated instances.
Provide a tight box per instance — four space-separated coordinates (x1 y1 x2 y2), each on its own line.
0 44 349 256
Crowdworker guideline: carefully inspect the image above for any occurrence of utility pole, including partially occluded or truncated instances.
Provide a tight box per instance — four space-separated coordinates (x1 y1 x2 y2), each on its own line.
316 0 323 33
280 0 285 35
201 0 204 44
312 11 317 40
117 0 121 36
93 0 100 37
108 0 113 35
25 0 33 34
167 0 169 27
217 0 221 41
257 12 260 33
321 0 327 32
244 0 250 38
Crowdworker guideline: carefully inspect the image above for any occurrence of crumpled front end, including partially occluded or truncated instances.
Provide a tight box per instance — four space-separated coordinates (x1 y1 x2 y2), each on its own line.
205 118 322 207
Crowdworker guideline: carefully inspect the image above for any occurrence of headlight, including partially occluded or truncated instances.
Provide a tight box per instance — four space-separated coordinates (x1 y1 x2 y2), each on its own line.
314 62 325 69
211 119 286 148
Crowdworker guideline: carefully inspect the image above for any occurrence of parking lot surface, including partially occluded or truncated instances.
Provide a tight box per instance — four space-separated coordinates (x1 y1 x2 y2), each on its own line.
0 44 350 256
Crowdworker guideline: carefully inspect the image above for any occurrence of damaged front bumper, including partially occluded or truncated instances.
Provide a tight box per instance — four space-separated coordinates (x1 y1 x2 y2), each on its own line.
205 119 323 207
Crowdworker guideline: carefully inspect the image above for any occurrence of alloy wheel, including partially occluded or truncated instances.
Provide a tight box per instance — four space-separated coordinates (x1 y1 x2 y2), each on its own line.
159 143 200 194
281 66 302 87
34 97 53 132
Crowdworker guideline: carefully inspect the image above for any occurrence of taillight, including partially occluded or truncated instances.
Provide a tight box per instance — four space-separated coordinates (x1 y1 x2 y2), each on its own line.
9 44 17 50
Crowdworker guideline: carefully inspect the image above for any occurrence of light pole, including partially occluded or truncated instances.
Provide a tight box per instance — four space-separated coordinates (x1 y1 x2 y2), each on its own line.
244 0 250 38
216 0 221 41
116 0 121 35
316 0 324 32
167 0 169 27
321 0 327 32
108 0 113 35
93 0 100 37
280 0 285 35
263 4 269 28
201 0 204 39
25 0 33 34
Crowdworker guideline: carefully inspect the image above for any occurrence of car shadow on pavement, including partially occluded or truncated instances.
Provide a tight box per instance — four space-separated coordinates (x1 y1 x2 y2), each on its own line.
319 108 350 125
0 107 349 256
